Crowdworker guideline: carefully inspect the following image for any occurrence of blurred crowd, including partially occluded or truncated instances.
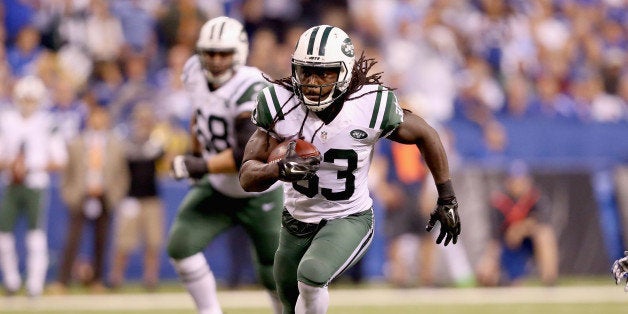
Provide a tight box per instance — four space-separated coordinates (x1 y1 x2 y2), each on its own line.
0 0 626 293
1 0 627 155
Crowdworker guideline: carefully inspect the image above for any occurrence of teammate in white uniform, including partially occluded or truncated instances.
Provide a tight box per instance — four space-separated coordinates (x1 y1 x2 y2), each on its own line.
168 17 283 314
0 76 68 297
239 25 461 313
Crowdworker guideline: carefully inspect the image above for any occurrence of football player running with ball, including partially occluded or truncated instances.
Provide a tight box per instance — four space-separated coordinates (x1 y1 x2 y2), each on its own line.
239 25 461 313
612 251 628 291
169 16 283 314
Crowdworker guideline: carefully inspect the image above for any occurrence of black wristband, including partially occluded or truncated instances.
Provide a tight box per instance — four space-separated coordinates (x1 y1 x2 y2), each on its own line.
436 179 455 200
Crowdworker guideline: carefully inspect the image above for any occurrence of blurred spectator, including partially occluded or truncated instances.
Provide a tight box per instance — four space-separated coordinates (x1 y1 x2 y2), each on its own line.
2 0 37 45
454 55 507 153
108 54 156 129
475 160 558 286
529 71 579 120
370 140 436 288
156 0 207 50
110 0 158 60
90 60 125 109
48 79 89 143
109 103 165 291
85 0 125 62
7 25 44 77
154 44 194 129
371 125 475 288
0 75 67 297
500 74 535 119
49 106 129 294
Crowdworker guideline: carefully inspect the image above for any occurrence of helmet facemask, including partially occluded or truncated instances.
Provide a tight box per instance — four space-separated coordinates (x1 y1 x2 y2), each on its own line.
197 48 237 86
291 61 348 112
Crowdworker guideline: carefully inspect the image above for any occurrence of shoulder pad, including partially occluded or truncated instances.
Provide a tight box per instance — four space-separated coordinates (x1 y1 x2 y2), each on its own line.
236 81 269 106
181 56 202 86
368 86 403 137
252 85 285 129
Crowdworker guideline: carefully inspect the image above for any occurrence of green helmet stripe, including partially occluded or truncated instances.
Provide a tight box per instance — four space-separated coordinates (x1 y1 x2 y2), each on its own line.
369 86 384 128
380 91 402 136
318 26 334 56
307 26 320 55
218 21 226 39
209 23 216 39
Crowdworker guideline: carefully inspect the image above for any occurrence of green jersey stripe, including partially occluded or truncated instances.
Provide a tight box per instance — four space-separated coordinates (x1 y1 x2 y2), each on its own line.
268 86 283 120
254 91 273 128
369 86 384 128
307 26 320 55
236 82 267 106
380 91 402 137
318 26 334 56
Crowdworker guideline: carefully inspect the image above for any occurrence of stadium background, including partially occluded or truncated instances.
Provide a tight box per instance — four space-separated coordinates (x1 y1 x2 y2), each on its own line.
1 0 627 291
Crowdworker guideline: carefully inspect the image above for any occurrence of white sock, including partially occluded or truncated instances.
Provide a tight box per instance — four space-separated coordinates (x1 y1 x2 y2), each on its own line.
442 243 475 284
26 230 48 296
268 290 283 314
295 281 329 314
0 232 21 292
171 253 222 314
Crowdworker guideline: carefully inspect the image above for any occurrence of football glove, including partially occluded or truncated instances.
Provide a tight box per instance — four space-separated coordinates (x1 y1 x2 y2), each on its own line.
171 155 209 180
277 141 321 182
612 251 628 291
426 196 461 246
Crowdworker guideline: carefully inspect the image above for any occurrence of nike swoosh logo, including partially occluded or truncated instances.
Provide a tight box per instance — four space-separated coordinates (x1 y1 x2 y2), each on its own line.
262 203 274 212
448 208 456 224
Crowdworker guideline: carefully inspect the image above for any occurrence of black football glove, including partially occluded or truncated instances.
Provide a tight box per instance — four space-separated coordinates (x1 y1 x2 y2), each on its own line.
612 251 628 292
277 140 321 182
426 196 461 246
171 155 209 180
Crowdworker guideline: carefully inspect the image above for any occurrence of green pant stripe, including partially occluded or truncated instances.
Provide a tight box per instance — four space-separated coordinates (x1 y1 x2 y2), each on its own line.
328 217 374 285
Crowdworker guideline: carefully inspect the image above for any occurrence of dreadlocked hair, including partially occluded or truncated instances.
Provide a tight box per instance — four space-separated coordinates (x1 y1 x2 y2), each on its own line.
345 51 394 101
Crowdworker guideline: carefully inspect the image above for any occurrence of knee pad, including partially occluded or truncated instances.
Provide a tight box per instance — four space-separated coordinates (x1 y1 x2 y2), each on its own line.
171 252 210 283
297 257 332 287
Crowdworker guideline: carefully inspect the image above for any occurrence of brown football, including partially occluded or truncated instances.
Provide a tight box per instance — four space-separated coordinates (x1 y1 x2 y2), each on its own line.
268 139 320 163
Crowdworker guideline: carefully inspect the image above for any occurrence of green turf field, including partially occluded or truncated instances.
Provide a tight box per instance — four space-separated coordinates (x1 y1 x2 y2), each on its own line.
1 278 627 314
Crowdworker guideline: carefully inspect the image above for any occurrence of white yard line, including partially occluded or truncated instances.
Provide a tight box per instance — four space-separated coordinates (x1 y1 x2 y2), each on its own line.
0 286 626 312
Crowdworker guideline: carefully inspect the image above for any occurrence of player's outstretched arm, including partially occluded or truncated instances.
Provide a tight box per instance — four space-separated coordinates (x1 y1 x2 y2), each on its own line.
388 111 460 246
612 251 628 291
239 129 282 192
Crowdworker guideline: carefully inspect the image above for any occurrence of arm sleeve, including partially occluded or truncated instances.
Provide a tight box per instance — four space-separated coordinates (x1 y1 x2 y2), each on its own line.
233 115 258 170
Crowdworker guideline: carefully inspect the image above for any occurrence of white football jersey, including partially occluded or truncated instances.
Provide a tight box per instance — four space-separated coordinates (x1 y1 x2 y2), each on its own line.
253 84 404 223
0 109 68 189
182 55 278 197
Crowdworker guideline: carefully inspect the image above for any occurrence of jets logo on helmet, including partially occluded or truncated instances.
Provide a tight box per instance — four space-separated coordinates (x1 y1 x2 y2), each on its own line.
291 25 356 112
196 16 248 85
341 38 354 57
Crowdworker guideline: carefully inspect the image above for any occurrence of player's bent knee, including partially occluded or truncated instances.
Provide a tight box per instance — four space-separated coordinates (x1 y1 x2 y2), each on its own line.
297 258 332 287
166 237 193 260
170 252 209 281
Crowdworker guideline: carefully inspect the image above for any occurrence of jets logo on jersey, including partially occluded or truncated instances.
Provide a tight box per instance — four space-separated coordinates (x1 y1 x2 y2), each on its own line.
350 129 367 140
